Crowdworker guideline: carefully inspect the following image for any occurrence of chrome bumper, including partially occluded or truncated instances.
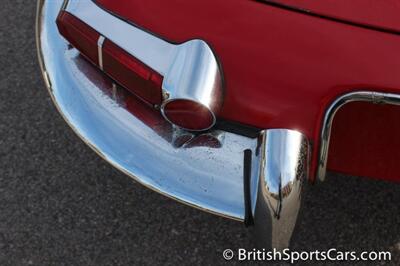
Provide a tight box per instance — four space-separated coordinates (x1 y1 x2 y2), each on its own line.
37 0 309 248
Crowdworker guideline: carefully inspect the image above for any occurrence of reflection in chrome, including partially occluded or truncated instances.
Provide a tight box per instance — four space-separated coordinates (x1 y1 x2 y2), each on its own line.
73 53 224 150
64 0 223 130
171 129 224 149
251 129 309 249
317 91 400 181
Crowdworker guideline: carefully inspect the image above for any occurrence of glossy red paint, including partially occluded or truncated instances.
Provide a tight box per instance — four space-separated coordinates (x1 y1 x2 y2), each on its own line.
328 102 400 183
95 0 400 181
263 0 400 33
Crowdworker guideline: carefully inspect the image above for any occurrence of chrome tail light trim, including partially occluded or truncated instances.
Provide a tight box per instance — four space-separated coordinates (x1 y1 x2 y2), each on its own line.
65 0 223 131
97 35 105 70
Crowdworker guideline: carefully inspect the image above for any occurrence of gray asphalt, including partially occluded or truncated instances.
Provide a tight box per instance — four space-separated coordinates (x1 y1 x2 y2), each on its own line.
0 1 399 265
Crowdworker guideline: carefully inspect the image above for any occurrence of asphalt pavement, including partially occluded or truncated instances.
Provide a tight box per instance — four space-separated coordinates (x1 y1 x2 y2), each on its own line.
0 1 399 265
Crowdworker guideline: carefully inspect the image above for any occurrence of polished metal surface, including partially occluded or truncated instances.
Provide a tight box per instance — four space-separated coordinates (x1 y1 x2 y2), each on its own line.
37 0 254 220
159 39 222 130
97 35 105 70
65 0 223 130
317 91 400 181
251 129 309 249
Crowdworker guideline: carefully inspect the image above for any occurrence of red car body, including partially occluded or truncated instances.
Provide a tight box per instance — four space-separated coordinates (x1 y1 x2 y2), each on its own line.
96 0 400 182
37 0 400 249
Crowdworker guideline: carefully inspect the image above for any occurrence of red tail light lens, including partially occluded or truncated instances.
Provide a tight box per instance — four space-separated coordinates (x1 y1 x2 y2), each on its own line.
162 100 216 131
56 11 163 105
102 40 163 105
56 12 100 64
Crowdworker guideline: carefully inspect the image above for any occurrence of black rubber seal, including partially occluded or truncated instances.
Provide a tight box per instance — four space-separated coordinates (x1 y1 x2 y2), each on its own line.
216 119 261 139
243 149 254 226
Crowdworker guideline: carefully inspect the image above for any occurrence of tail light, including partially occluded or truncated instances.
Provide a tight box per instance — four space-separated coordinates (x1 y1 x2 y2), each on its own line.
56 11 163 105
102 40 163 105
56 12 99 65
56 10 222 131
162 100 215 131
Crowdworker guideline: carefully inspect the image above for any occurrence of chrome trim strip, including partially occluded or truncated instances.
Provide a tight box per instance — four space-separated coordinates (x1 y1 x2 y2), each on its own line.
60 0 69 11
111 83 117 100
66 1 174 75
64 1 223 128
36 0 250 220
97 35 105 70
251 129 309 249
317 91 400 181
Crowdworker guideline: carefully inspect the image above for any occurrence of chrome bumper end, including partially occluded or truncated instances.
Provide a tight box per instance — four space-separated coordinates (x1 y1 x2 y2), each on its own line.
251 130 309 249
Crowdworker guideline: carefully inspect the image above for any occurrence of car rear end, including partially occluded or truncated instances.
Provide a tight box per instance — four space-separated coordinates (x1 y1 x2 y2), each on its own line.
36 0 400 248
